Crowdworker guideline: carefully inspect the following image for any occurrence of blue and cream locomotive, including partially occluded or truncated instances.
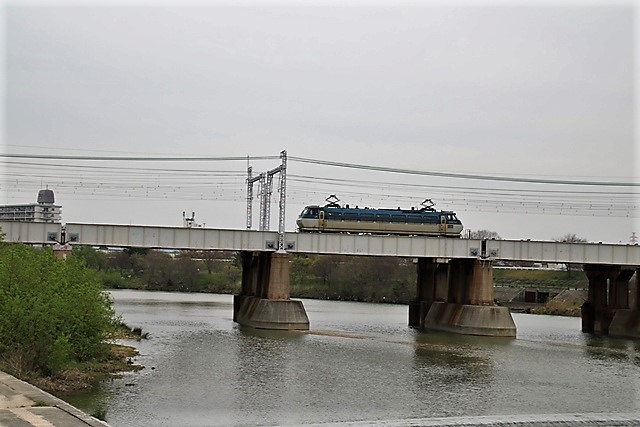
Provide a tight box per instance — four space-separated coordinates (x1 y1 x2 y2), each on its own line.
296 196 463 236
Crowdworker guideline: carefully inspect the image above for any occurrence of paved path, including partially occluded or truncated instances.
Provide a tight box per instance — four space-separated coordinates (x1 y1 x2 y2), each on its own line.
0 371 108 427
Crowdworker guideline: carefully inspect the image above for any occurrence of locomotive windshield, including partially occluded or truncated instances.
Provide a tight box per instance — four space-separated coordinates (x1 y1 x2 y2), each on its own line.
300 207 320 218
445 213 461 223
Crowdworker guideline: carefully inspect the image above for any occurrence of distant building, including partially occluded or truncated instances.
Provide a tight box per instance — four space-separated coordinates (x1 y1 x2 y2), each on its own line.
0 189 62 223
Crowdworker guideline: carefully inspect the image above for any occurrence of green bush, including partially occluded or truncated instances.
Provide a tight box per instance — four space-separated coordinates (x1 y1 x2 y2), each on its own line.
97 270 137 289
0 244 116 376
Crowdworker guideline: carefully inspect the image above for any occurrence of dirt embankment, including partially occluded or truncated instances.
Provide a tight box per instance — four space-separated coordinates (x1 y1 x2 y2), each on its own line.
530 289 587 316
494 287 587 317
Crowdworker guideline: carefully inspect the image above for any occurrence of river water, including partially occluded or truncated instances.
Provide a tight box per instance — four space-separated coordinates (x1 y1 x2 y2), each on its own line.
65 290 640 426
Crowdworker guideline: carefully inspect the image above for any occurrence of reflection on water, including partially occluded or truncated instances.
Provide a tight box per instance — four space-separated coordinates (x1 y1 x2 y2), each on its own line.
411 335 497 418
63 290 640 426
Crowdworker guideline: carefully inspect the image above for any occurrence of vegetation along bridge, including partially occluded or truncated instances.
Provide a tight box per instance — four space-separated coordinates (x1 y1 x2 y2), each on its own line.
3 220 639 339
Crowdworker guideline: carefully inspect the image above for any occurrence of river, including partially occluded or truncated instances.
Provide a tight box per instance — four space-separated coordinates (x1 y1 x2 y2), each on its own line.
64 290 640 426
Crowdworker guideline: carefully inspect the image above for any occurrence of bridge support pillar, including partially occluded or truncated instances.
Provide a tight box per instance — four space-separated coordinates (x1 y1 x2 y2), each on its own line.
608 268 640 338
582 264 620 335
410 258 440 328
422 259 516 337
234 251 309 330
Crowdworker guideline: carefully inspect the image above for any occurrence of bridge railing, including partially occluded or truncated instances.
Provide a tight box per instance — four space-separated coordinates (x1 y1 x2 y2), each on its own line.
287 233 640 266
287 232 478 259
64 223 277 252
0 221 62 244
487 239 640 266
1 221 638 266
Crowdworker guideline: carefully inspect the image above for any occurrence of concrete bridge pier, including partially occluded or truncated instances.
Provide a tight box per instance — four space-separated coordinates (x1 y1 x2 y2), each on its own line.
581 264 620 335
608 268 640 338
409 258 448 328
233 251 309 330
421 259 516 337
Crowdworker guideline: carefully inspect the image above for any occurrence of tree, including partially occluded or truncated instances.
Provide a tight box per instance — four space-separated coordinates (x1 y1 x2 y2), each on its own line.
554 233 587 243
0 244 116 376
193 250 234 275
196 250 217 275
107 251 133 271
141 251 172 286
330 256 414 302
72 246 107 271
312 255 342 287
469 229 501 240
290 255 314 287
170 253 200 290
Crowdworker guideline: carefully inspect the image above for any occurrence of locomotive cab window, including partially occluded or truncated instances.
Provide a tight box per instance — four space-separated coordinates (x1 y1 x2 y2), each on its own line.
301 207 319 218
445 213 460 223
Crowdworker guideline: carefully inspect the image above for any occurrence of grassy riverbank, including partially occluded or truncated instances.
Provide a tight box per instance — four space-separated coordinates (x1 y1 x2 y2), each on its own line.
27 322 148 394
27 342 142 394
493 268 587 290
3 322 147 396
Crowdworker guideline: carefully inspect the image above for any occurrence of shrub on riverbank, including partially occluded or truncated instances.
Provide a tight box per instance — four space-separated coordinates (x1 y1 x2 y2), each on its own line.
0 244 117 378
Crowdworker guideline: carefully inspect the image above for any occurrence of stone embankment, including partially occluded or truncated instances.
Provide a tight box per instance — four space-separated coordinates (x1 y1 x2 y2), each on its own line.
0 371 108 427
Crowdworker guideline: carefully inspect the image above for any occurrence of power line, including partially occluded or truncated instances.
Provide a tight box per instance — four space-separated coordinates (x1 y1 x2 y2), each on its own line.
288 174 637 197
4 152 637 186
288 156 639 187
1 153 279 162
3 152 637 219
1 160 245 175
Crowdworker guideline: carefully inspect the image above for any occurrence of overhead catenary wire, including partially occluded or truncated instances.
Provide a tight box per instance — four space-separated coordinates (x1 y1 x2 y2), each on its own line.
288 157 639 187
2 152 637 186
2 152 637 218
0 153 280 162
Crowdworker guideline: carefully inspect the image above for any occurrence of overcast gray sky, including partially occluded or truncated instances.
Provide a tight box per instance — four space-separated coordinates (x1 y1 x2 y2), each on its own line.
2 0 638 243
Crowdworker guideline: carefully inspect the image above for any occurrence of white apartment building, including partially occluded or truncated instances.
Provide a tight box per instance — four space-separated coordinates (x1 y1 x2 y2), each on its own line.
0 189 62 223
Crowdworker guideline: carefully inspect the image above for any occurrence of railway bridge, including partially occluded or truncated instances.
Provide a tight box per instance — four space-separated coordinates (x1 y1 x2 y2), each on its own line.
2 221 639 338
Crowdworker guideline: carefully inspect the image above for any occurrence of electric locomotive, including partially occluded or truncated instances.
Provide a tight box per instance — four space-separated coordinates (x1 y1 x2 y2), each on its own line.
296 196 463 236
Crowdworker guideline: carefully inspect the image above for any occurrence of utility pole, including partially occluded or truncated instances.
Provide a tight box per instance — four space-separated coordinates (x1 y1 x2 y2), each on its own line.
246 165 253 229
277 150 287 252
246 151 288 251
246 166 265 230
